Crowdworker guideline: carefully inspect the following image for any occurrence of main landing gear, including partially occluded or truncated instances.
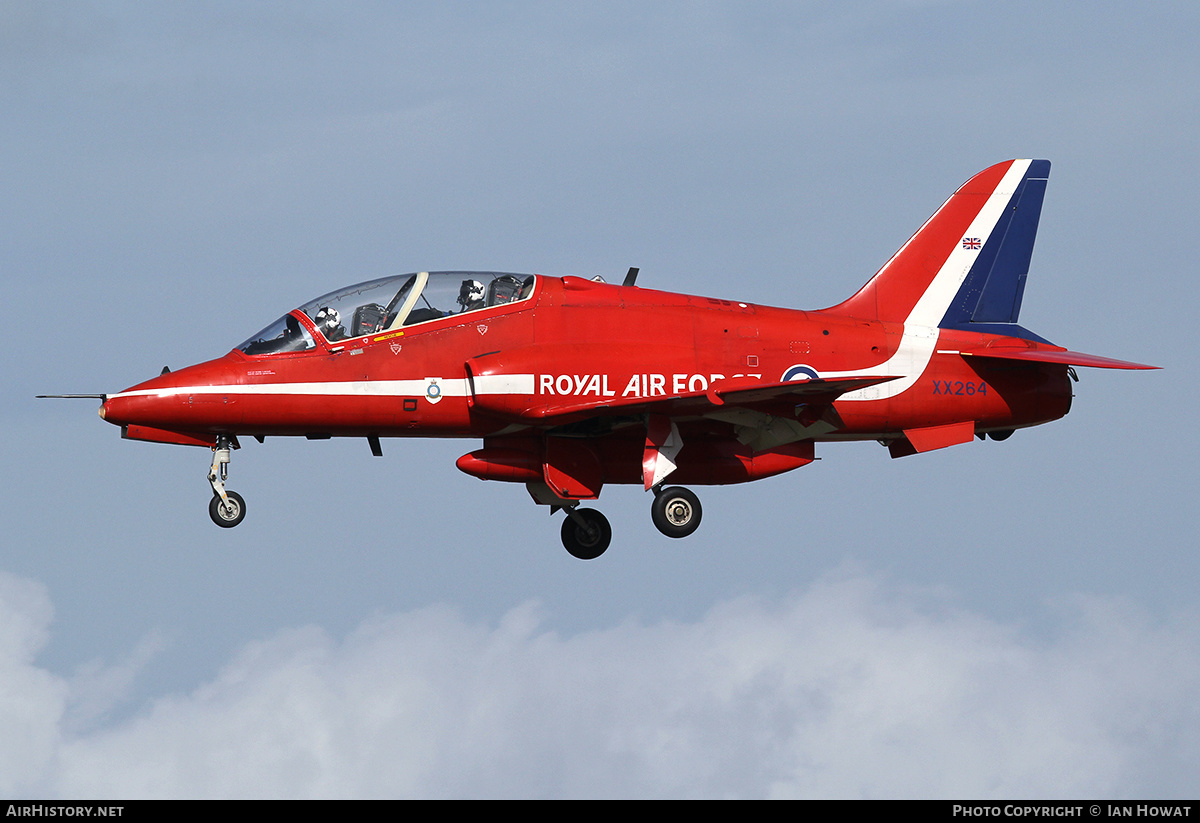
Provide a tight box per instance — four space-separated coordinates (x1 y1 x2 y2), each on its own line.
560 507 612 560
650 486 702 538
207 435 246 528
554 485 704 559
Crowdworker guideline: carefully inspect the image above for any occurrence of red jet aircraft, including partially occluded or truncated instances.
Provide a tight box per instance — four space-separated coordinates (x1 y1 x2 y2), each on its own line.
48 159 1156 558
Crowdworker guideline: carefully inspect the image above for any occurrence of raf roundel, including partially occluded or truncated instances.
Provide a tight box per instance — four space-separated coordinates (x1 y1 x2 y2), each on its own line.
782 365 820 382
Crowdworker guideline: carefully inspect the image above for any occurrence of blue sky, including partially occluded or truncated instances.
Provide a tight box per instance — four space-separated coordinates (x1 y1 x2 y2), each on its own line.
1 1 1196 797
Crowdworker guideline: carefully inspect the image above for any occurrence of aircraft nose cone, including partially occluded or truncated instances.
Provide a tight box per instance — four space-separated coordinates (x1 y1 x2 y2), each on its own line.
99 393 134 427
102 354 244 431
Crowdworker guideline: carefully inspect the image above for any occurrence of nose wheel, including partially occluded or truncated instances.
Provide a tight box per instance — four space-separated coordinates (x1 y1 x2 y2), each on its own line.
207 435 246 528
209 490 246 528
651 486 702 538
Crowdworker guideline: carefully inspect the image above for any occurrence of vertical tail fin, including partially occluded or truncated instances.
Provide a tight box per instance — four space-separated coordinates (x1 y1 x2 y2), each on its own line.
829 159 1051 340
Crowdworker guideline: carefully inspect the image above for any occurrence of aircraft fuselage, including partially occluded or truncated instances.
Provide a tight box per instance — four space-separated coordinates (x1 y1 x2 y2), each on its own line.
100 274 1072 451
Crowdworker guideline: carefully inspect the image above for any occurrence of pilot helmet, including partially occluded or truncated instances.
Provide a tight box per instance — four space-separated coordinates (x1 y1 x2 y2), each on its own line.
458 279 485 307
314 306 341 334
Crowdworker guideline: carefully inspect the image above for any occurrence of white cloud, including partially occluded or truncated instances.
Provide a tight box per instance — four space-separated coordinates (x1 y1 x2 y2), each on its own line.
3 570 1198 798
0 573 69 795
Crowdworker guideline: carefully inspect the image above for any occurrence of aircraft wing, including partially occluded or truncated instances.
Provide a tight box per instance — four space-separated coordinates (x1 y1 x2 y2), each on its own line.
498 375 899 424
465 346 897 435
702 375 899 407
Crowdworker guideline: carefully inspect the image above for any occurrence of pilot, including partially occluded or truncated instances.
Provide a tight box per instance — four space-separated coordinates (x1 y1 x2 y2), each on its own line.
314 306 346 341
457 279 486 312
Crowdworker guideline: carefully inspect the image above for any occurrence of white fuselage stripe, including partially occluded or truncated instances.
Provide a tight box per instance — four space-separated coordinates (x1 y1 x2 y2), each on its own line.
472 373 536 394
110 375 537 401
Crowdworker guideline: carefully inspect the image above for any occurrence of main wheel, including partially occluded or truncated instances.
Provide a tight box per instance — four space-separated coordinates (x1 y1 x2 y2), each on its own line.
651 486 702 538
209 490 247 528
560 508 612 560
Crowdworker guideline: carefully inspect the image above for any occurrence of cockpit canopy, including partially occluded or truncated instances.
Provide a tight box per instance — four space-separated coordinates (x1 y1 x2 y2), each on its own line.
237 271 535 356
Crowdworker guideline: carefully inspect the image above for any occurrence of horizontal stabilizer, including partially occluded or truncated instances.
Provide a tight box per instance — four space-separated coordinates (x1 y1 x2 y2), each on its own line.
941 346 1158 370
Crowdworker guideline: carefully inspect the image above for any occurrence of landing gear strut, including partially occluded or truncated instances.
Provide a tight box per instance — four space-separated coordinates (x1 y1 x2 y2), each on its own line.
207 435 246 528
559 506 611 560
651 486 702 538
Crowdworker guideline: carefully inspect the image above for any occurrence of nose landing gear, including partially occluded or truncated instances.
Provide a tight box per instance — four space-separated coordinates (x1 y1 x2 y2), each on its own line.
207 435 246 528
